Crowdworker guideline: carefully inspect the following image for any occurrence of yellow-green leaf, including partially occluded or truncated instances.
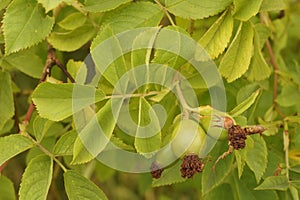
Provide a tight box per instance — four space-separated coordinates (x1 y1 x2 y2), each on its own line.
219 21 254 82
19 155 53 200
0 134 34 166
64 170 108 200
3 0 54 55
199 10 233 59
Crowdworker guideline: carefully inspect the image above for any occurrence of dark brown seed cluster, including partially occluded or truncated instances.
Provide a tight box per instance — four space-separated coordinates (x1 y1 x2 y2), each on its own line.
150 161 164 179
180 154 204 179
228 125 247 150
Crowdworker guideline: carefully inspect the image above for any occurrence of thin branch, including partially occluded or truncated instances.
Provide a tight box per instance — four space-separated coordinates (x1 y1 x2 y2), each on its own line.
188 19 195 36
154 0 176 26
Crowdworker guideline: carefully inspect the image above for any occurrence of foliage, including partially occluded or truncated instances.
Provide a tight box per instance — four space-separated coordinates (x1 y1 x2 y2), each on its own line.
0 0 300 199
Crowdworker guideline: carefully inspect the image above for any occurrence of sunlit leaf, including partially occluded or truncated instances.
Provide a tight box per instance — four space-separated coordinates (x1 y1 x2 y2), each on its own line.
134 98 161 157
219 21 254 82
32 82 105 121
19 155 53 200
230 89 261 117
72 99 123 164
84 0 131 12
0 176 16 200
199 10 234 59
165 0 232 19
48 25 96 52
233 0 263 21
64 170 108 200
3 0 54 55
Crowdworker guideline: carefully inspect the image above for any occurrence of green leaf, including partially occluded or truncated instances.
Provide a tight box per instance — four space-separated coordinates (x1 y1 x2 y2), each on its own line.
165 0 232 19
134 98 161 157
247 28 272 81
289 186 299 200
255 176 289 191
19 155 53 200
84 0 131 12
245 135 268 183
0 0 11 9
260 0 285 11
38 0 63 12
233 0 263 21
234 150 246 178
152 160 186 187
0 176 16 200
0 72 14 130
3 0 54 55
0 134 34 166
101 1 163 34
2 50 44 78
219 21 254 82
57 12 87 30
152 26 190 70
64 170 108 200
53 130 77 156
48 25 96 52
276 85 300 107
199 10 234 59
204 183 234 200
72 98 123 164
32 82 105 121
230 89 260 117
202 141 234 195
91 25 128 85
33 116 56 142
230 171 257 200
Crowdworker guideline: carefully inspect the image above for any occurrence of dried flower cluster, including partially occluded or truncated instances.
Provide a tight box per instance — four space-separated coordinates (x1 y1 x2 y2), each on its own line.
180 154 204 178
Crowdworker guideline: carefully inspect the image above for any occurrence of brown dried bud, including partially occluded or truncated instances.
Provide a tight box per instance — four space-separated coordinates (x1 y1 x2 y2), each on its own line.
180 154 204 179
228 125 247 150
150 161 164 179
244 126 266 136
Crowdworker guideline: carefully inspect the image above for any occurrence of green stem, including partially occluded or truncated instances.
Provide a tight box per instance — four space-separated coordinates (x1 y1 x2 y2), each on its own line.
25 133 68 172
283 121 290 180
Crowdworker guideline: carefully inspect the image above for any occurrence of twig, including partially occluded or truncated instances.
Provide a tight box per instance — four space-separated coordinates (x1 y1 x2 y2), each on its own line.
188 19 195 36
154 0 176 26
260 13 285 119
283 121 290 180
212 146 234 172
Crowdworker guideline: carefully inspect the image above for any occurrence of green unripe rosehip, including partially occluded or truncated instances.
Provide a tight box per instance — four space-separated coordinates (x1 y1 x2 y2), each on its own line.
171 119 206 158
155 144 177 167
